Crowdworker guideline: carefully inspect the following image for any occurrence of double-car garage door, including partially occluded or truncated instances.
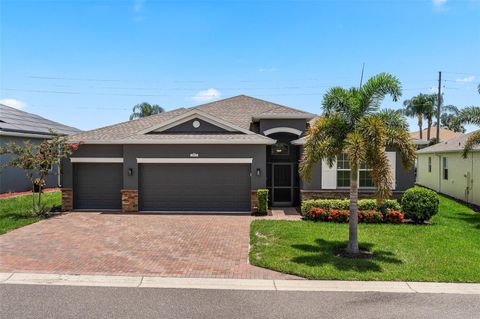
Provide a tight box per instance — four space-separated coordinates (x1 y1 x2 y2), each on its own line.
139 163 251 212
73 163 251 212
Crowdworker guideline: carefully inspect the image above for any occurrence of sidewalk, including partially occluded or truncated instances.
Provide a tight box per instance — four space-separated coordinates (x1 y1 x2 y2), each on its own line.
1 272 479 295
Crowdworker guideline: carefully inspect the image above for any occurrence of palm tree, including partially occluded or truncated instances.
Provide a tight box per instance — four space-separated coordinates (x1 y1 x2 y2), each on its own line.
129 102 164 120
300 73 416 255
438 105 466 133
402 94 435 140
458 106 480 158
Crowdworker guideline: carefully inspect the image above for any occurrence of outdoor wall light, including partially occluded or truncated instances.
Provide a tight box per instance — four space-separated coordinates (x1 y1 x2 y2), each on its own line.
256 168 261 176
128 168 133 176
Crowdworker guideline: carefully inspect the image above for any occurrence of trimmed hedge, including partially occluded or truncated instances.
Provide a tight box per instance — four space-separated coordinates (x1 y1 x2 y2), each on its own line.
305 208 404 224
401 187 439 222
256 189 269 215
301 199 400 215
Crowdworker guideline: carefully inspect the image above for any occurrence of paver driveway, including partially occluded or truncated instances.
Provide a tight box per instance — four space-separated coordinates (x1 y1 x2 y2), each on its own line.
0 213 298 279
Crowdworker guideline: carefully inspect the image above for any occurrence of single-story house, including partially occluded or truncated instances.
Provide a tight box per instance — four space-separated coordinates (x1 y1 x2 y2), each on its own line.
62 95 414 213
0 104 81 193
416 130 480 207
410 126 464 149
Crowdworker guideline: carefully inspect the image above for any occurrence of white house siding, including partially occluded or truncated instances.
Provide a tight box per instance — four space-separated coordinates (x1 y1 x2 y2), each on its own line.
417 152 480 206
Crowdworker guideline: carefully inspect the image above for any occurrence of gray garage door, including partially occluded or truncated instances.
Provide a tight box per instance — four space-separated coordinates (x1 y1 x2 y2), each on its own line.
73 163 123 210
139 164 251 212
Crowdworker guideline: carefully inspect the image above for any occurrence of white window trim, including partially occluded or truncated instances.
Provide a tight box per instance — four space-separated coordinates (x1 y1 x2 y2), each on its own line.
70 157 124 163
263 127 302 136
336 157 375 189
137 158 253 164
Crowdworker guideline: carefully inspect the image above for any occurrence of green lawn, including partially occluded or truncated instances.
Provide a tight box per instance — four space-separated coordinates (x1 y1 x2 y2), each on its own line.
250 195 480 282
0 191 61 235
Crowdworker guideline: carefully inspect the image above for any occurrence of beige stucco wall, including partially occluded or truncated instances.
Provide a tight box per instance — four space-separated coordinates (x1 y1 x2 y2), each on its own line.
417 151 479 206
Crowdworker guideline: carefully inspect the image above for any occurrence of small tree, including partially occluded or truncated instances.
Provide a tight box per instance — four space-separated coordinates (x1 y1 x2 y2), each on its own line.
0 130 79 215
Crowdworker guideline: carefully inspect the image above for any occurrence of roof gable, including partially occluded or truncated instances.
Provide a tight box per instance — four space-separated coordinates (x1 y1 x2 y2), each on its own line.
138 109 254 135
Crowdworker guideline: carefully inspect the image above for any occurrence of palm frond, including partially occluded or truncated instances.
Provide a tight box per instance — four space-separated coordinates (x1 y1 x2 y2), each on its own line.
462 131 480 158
360 72 402 115
299 116 349 180
344 132 366 170
458 106 480 125
377 109 409 131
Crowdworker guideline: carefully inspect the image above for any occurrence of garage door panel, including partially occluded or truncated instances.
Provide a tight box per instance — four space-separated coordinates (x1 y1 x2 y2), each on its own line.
139 164 250 211
74 163 123 210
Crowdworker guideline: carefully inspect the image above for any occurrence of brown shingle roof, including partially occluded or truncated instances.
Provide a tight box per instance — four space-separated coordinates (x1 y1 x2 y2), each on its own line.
193 95 315 129
417 129 480 153
69 95 313 144
409 126 464 142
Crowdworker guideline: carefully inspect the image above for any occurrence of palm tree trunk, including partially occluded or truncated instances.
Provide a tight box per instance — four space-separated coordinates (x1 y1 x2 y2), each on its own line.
427 117 432 140
347 167 360 254
418 115 423 140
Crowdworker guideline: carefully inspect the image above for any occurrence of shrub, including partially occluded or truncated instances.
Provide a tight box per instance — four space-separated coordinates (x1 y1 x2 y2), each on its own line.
256 189 269 215
306 208 330 221
401 187 439 222
358 210 384 223
301 199 349 215
358 199 377 210
330 209 350 223
301 198 400 215
378 200 402 213
385 211 404 224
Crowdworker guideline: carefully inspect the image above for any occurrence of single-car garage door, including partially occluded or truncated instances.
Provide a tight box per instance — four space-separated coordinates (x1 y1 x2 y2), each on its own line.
73 163 123 210
139 164 251 212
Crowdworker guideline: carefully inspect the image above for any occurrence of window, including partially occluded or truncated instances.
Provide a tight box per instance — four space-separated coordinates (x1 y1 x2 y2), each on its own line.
428 157 432 173
271 142 289 156
336 154 350 187
443 157 448 180
336 154 374 188
359 163 374 187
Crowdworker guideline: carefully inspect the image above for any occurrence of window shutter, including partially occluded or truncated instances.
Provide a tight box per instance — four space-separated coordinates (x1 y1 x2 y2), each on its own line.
386 152 396 190
321 159 337 189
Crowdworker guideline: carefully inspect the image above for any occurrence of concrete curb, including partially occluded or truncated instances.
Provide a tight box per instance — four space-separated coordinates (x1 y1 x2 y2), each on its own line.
1 272 479 294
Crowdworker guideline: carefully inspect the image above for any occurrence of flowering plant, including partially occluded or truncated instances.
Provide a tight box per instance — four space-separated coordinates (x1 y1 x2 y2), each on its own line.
0 129 82 215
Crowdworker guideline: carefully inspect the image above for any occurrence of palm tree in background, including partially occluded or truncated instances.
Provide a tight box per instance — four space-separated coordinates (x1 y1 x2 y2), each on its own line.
129 102 165 120
300 73 416 255
402 93 436 140
438 105 466 133
459 106 480 158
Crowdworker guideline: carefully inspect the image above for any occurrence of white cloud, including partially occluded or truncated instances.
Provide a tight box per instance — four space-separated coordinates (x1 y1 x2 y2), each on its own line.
259 67 277 73
191 88 221 102
132 0 144 12
0 98 26 110
432 0 447 7
456 75 475 83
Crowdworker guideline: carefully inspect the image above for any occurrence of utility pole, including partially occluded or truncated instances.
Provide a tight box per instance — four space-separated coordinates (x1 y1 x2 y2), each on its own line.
359 63 365 88
436 71 442 143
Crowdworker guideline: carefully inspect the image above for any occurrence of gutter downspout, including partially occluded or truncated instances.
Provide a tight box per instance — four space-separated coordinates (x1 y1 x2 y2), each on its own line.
437 153 442 193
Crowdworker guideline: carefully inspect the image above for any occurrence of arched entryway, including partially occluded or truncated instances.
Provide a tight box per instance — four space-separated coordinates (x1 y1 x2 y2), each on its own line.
266 132 301 207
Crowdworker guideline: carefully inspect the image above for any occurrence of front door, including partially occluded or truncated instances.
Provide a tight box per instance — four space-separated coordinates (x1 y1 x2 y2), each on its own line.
272 163 293 206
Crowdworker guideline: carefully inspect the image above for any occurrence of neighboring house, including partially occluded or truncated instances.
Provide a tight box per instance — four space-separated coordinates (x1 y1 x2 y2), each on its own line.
416 130 480 207
410 126 464 149
0 104 81 193
62 95 415 213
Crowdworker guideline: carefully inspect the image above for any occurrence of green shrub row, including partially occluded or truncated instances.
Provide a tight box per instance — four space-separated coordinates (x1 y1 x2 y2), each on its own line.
301 198 400 216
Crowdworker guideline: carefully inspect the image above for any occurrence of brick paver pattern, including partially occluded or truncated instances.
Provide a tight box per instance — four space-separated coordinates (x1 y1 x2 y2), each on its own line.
0 213 299 279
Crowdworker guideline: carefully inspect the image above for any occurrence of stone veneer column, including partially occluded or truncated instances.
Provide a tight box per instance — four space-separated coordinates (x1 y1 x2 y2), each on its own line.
250 190 258 213
121 190 139 213
61 188 73 211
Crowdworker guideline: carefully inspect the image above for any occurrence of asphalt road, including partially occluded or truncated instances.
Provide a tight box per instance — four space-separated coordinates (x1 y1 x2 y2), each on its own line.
1 284 479 319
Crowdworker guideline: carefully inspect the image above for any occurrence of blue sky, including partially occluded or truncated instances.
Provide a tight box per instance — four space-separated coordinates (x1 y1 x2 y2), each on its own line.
1 0 479 131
